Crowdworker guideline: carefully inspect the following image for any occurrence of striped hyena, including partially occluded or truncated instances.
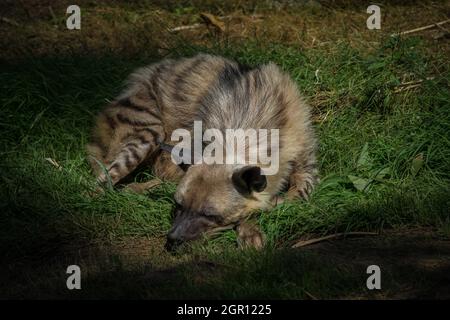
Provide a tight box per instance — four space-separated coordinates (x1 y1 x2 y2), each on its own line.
87 54 318 250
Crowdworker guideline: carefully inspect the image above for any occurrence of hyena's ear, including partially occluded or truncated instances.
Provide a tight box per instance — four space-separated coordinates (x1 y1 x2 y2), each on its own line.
232 166 267 195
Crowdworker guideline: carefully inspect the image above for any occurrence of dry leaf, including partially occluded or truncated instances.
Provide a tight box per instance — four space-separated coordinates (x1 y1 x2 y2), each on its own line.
200 12 225 32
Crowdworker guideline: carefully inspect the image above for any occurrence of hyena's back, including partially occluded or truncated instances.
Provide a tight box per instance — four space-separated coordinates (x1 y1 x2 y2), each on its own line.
87 54 232 183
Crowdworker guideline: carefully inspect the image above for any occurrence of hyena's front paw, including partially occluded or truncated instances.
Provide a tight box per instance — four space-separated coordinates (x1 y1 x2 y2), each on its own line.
288 172 319 200
123 179 162 194
236 221 265 250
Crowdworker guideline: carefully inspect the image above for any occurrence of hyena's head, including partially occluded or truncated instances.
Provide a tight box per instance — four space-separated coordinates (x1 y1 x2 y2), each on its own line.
165 164 268 251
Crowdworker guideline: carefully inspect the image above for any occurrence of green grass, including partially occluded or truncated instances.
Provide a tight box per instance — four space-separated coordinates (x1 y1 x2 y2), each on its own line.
1 34 449 298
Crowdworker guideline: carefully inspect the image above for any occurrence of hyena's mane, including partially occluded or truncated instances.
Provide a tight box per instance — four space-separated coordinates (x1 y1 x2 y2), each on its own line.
197 61 290 132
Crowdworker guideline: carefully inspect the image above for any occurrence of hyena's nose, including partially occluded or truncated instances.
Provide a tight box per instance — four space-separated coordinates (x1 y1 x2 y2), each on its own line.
165 233 184 251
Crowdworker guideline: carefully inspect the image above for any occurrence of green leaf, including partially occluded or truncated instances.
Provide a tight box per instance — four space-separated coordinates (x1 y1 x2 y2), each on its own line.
357 143 372 171
319 175 348 189
411 153 424 177
348 175 372 192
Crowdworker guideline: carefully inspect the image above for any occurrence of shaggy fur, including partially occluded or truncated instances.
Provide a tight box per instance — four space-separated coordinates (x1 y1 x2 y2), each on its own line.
87 54 318 249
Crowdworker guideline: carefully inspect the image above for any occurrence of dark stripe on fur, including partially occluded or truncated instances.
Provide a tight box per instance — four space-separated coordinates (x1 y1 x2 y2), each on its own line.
118 97 161 120
109 162 121 172
136 135 151 145
105 115 117 130
125 142 139 149
117 113 159 127
172 57 205 101
128 146 141 162
218 62 252 90
125 154 133 169
134 127 161 140
237 63 253 74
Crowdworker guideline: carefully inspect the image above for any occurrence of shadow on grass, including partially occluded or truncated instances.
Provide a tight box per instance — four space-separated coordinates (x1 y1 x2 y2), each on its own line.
2 224 449 299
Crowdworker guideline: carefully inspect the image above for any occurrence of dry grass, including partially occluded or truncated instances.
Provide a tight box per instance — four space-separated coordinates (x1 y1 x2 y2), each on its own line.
1 1 449 59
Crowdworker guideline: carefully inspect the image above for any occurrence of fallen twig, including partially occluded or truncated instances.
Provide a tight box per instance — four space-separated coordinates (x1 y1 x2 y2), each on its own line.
397 77 435 87
292 232 378 248
433 22 450 40
391 19 450 37
169 23 202 32
393 84 422 93
45 158 62 170
435 22 449 33
393 77 435 93
169 14 263 32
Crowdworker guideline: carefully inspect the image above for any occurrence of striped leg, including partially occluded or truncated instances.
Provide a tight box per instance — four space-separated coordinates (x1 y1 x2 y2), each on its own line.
88 90 164 190
96 129 159 187
123 178 162 194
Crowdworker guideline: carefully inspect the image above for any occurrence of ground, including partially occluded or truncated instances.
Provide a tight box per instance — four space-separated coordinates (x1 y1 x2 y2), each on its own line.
0 0 449 299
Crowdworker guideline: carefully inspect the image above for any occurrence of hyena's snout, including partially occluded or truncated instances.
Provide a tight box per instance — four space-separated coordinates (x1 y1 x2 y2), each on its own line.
165 214 210 251
165 233 183 251
165 208 234 251
165 224 190 251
